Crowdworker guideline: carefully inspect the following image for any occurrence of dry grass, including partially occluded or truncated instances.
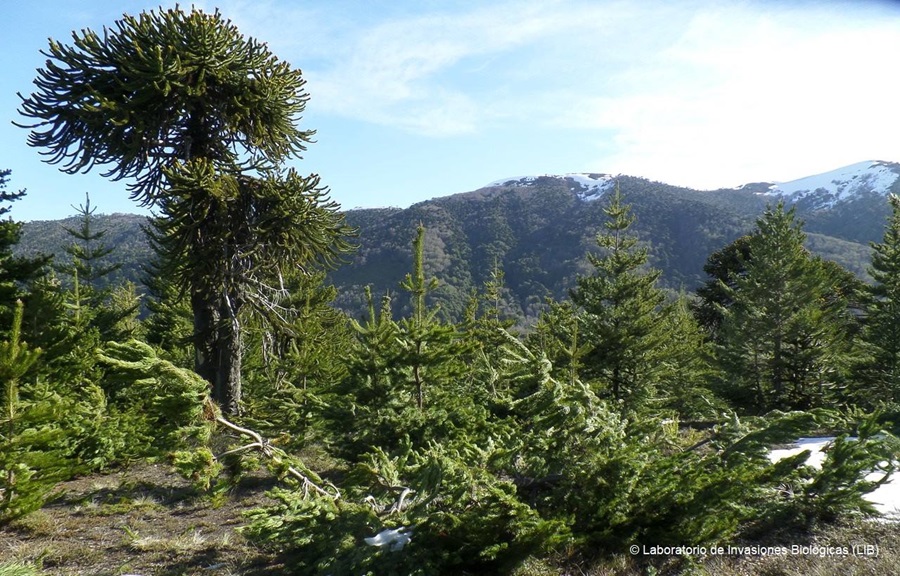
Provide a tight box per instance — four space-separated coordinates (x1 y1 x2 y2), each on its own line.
0 462 280 575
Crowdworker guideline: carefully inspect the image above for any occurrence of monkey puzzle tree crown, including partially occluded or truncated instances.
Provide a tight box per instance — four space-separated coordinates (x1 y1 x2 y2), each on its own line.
17 7 313 205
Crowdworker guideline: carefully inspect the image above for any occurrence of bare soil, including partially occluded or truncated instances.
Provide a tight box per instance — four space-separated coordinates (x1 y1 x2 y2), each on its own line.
0 462 284 575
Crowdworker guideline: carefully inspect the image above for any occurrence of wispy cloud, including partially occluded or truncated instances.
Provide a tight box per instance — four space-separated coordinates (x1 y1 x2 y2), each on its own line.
186 1 900 183
305 2 590 136
216 0 658 136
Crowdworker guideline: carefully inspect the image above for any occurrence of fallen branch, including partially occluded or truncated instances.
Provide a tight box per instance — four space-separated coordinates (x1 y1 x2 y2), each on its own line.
215 414 341 500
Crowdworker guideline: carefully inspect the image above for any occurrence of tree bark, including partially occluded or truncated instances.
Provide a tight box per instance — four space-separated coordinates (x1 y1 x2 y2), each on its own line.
215 294 243 416
191 288 219 388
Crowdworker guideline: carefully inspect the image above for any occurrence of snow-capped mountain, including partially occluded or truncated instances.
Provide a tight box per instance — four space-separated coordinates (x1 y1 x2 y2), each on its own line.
759 160 900 209
488 173 616 202
488 162 900 209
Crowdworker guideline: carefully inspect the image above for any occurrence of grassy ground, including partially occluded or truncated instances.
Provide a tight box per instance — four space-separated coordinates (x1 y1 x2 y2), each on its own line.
0 462 282 575
3 463 899 575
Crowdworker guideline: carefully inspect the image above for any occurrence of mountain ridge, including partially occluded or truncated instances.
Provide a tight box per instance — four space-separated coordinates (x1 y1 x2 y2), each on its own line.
14 161 896 322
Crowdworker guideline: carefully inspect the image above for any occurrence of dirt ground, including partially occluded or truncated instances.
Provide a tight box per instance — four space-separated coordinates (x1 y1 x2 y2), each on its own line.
0 462 285 575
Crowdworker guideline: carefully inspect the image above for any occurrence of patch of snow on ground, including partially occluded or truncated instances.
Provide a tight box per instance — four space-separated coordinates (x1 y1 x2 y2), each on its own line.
487 176 540 187
769 437 900 518
365 526 412 551
762 161 899 207
567 173 616 201
486 173 615 201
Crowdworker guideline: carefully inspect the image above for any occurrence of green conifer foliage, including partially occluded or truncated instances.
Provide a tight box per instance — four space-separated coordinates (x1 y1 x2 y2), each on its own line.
96 340 213 457
656 294 725 420
525 299 583 384
241 270 352 449
0 171 49 329
858 194 900 404
0 302 67 523
21 274 101 389
692 235 753 337
460 264 521 404
718 203 855 412
397 225 466 411
17 7 354 414
17 275 134 471
569 185 675 414
17 8 312 204
55 193 141 343
499 332 874 554
337 226 475 457
142 266 193 367
147 165 353 414
58 193 120 292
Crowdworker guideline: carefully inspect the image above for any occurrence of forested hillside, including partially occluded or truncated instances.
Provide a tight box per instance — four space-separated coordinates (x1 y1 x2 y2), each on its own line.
17 172 883 323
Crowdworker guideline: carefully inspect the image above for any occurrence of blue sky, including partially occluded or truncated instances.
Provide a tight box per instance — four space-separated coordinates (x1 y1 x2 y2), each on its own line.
3 0 900 221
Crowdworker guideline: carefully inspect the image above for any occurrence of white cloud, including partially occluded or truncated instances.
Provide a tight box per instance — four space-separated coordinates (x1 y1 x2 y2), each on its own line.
564 2 900 187
175 1 900 182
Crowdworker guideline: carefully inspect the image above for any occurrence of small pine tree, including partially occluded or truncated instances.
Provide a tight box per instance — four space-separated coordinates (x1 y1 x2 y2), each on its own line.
335 226 476 457
0 301 68 522
461 263 520 401
58 193 120 293
569 184 673 414
53 194 140 345
397 225 467 411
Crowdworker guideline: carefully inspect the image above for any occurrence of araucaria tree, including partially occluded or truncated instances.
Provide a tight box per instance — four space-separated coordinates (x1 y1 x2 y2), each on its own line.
17 7 353 413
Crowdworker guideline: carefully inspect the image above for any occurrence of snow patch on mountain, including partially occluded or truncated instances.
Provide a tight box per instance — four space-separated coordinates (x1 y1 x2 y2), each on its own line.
761 161 900 208
487 173 616 202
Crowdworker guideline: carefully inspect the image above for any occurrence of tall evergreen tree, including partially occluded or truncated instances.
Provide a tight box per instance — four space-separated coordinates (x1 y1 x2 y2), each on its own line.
569 185 673 413
147 166 353 413
857 194 900 404
717 203 855 411
0 171 49 326
17 7 354 413
692 235 753 337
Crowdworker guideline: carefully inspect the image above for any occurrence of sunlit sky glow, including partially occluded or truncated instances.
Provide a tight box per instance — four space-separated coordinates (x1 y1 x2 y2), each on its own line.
3 0 900 221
